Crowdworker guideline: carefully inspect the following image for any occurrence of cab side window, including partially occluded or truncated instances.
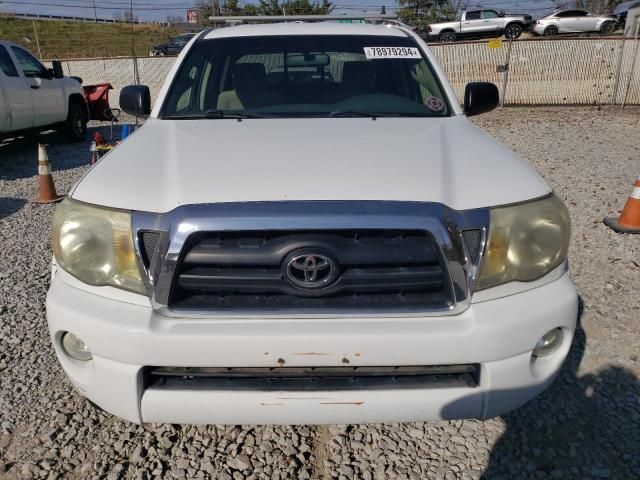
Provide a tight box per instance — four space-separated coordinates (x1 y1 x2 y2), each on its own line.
0 46 19 77
466 11 482 20
11 47 47 78
481 10 499 19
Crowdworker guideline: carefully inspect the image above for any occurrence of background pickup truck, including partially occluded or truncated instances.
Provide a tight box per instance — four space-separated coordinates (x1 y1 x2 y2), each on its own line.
0 40 88 142
428 9 533 42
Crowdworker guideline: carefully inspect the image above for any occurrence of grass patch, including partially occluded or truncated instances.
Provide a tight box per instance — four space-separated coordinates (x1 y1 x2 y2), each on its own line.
0 16 181 59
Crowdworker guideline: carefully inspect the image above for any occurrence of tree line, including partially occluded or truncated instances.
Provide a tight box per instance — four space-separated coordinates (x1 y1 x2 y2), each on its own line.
197 0 333 20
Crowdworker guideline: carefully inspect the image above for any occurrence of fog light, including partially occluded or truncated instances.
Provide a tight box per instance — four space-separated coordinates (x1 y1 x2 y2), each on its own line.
533 328 563 357
61 332 92 361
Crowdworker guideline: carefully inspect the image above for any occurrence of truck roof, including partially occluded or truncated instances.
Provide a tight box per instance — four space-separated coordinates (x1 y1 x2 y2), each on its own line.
203 22 409 40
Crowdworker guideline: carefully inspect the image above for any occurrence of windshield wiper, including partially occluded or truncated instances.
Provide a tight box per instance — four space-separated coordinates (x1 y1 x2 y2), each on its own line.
162 110 272 120
328 111 436 119
329 110 381 119
203 109 272 119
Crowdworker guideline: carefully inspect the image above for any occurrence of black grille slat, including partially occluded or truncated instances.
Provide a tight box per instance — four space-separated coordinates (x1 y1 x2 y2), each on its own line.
461 229 483 265
145 364 480 391
170 230 452 312
172 291 448 310
178 265 444 294
140 231 161 269
184 234 440 266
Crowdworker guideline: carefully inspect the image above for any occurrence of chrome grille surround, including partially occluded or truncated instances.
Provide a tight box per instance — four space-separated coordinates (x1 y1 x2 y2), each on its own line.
131 201 489 317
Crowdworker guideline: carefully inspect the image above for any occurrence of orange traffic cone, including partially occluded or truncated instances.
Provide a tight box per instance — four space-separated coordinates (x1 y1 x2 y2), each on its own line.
604 175 640 234
32 144 64 204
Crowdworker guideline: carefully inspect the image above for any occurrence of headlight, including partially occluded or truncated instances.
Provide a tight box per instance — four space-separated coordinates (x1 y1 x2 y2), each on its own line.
476 194 570 290
52 198 146 295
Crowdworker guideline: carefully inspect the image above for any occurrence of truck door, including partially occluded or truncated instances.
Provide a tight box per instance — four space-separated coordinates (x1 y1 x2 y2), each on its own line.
460 10 482 34
10 46 65 127
0 45 34 131
480 10 503 36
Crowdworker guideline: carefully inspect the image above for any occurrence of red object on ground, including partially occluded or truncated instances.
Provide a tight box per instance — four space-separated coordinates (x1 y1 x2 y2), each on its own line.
83 83 116 121
93 131 106 146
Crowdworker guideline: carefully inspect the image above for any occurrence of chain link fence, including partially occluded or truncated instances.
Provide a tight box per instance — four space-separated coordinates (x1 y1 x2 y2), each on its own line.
3 14 637 106
54 37 639 111
431 38 640 105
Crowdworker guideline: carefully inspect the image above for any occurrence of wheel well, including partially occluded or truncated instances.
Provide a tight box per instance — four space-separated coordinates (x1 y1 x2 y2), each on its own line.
440 29 455 34
68 93 88 121
505 22 523 28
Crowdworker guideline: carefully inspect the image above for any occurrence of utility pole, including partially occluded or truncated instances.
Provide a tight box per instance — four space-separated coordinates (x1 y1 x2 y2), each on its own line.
32 21 42 59
130 0 140 85
92 0 98 22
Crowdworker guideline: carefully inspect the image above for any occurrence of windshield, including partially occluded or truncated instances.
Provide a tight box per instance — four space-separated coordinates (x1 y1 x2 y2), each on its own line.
174 34 194 43
160 35 450 119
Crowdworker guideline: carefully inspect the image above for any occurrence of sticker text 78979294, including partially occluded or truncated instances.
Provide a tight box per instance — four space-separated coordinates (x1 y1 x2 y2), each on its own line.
363 47 422 59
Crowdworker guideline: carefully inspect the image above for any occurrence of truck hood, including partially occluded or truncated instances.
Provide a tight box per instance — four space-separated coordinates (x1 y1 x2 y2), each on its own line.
71 116 549 213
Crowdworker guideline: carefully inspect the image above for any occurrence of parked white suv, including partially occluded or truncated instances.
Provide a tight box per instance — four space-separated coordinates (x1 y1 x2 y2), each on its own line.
47 23 578 425
0 41 88 142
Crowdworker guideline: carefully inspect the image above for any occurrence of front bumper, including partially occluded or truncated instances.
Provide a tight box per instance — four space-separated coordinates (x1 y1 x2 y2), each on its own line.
532 24 547 35
46 271 578 425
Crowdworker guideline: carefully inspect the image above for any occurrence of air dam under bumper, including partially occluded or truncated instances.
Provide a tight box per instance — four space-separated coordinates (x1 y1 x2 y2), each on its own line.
46 272 578 425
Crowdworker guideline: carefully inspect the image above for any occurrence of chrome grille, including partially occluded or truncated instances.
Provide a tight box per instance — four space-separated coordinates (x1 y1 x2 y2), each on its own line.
169 230 453 312
130 201 491 316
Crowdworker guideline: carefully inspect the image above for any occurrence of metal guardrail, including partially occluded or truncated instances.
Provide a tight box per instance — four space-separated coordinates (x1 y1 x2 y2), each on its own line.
9 12 161 25
208 14 399 23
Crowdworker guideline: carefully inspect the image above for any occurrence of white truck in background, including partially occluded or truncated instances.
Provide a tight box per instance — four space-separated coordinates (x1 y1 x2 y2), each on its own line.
428 9 533 42
0 41 88 142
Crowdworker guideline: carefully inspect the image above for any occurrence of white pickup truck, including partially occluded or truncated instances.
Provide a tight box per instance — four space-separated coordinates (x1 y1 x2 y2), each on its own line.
47 23 577 425
428 9 533 42
0 41 88 142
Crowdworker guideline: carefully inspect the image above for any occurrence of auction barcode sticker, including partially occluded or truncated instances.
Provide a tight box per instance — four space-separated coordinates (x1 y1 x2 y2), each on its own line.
364 47 422 59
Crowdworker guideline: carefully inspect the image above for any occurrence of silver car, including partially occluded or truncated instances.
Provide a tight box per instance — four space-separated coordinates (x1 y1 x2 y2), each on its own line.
533 9 617 36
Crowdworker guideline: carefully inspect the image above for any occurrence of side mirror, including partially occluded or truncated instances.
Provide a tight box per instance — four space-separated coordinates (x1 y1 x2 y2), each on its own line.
51 60 64 79
119 85 151 117
498 11 505 17
463 82 499 116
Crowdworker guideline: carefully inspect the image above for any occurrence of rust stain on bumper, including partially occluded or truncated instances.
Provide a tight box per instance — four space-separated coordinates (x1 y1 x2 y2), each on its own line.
291 352 331 356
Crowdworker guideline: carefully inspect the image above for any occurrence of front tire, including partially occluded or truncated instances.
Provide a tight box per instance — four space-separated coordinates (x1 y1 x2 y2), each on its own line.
62 103 87 143
440 32 456 43
600 21 615 34
504 23 523 39
544 25 559 36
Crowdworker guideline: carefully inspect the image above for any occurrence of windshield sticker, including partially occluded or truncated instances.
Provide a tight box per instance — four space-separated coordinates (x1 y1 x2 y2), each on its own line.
363 47 422 59
425 96 445 112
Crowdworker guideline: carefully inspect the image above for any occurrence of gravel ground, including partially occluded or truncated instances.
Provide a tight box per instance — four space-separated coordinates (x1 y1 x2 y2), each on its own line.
1 107 639 480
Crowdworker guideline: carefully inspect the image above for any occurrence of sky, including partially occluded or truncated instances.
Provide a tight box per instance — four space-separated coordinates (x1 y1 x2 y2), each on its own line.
0 0 636 23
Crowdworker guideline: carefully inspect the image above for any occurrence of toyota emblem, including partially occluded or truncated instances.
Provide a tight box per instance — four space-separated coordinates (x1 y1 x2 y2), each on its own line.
284 252 339 289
